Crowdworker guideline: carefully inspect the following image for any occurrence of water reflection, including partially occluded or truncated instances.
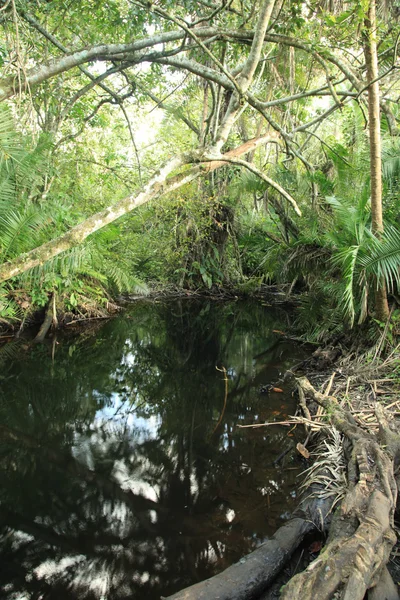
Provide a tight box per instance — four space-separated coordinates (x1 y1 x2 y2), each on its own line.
0 300 307 599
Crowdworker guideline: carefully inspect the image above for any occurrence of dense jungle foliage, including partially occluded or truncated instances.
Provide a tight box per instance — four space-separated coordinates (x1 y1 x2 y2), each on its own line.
1 0 400 340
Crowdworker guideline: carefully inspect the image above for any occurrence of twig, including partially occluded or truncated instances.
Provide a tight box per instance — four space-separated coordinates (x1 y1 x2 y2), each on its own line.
212 365 228 434
384 399 400 410
237 421 298 428
66 316 111 325
238 417 326 429
324 372 336 397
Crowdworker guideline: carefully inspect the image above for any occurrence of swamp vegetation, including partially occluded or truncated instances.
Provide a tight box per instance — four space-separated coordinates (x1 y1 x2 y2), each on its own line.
1 0 400 598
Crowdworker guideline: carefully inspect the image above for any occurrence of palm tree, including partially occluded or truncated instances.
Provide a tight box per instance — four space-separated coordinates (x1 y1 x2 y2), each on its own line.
362 0 390 320
330 194 400 326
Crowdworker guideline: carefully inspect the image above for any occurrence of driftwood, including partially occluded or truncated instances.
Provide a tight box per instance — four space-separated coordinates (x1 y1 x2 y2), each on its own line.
280 377 399 600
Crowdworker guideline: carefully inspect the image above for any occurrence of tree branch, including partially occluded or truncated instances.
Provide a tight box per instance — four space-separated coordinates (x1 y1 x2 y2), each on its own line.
202 155 302 215
19 9 123 101
211 0 277 153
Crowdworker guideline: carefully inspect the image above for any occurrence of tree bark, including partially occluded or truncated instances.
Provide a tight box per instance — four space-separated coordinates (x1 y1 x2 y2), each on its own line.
0 28 223 101
211 0 277 154
363 0 390 321
33 292 55 343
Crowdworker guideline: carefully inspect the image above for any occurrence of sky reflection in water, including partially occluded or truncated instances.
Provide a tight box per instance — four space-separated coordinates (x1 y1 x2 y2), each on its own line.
0 300 308 599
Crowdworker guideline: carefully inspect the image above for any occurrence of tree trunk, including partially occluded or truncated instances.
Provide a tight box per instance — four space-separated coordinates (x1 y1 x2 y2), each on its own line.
33 293 55 343
363 0 390 321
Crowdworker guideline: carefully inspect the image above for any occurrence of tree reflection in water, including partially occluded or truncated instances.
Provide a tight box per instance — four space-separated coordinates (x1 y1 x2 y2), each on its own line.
0 300 308 599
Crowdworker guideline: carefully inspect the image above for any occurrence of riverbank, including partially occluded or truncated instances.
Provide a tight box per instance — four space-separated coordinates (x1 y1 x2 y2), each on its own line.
0 283 299 341
2 280 397 351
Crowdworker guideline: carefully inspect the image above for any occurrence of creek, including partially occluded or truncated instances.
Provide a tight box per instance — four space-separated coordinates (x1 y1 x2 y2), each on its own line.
0 299 309 599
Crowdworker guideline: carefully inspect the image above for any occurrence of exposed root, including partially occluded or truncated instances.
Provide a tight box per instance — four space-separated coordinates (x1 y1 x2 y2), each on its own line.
280 377 399 600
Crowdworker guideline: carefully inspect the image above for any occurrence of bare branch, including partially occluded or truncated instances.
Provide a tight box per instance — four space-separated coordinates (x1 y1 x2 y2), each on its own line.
59 62 134 122
203 156 302 215
0 27 230 100
139 0 243 96
19 9 122 101
212 0 278 153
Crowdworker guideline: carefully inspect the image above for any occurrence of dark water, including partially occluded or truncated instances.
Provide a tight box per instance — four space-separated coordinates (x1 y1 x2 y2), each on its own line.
0 300 308 600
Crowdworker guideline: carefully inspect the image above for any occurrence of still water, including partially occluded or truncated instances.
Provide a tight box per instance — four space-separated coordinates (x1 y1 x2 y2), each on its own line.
0 300 308 599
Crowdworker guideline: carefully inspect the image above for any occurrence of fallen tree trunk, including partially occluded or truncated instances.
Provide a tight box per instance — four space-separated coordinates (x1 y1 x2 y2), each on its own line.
162 517 315 600
0 135 293 284
280 377 399 600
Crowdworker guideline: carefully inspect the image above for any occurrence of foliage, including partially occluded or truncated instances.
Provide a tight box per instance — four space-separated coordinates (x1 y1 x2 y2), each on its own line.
0 108 147 322
0 0 399 337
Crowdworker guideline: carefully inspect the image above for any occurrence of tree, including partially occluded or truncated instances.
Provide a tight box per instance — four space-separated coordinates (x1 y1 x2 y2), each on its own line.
363 0 390 320
0 0 399 322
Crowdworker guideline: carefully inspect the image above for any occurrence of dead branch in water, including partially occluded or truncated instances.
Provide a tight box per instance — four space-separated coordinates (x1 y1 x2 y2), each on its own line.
211 366 228 435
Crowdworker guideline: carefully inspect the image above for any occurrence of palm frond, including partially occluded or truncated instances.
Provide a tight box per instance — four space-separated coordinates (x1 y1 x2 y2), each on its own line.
358 226 400 292
295 279 346 341
234 170 266 197
101 260 149 295
331 245 361 326
22 244 94 286
0 106 24 169
0 285 21 322
0 207 51 260
0 340 23 366
382 142 400 185
0 179 16 205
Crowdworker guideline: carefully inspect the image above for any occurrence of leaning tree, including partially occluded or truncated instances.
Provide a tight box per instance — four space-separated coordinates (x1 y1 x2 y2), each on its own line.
0 0 398 304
